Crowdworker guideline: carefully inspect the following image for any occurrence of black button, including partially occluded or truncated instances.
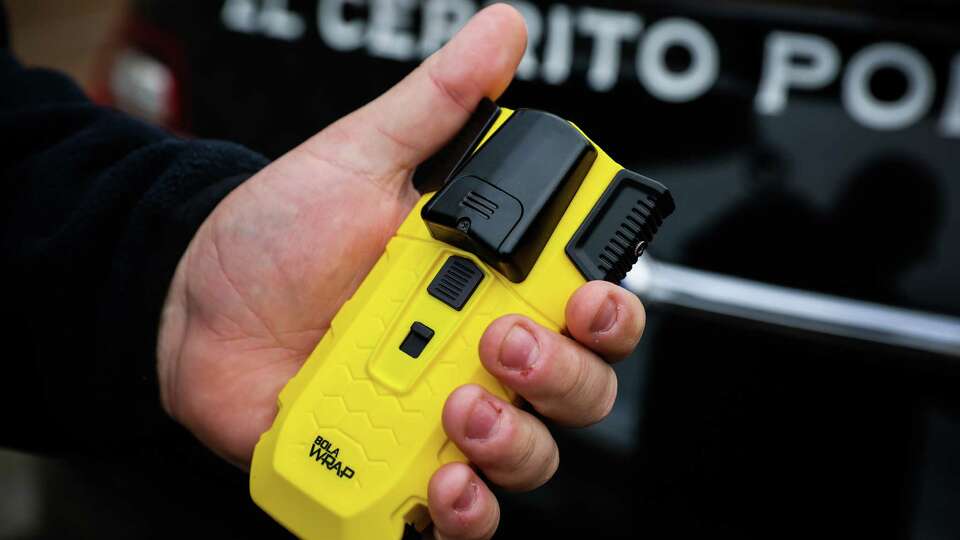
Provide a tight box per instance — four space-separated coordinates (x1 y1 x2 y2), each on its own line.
399 322 435 359
427 256 484 311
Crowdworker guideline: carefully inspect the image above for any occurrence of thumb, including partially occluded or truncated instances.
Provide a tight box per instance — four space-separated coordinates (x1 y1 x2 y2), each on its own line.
302 3 527 185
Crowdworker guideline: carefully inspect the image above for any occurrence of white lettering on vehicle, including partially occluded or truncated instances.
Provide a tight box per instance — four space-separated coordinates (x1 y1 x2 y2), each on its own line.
367 0 418 61
221 0 960 138
942 54 960 138
639 18 718 103
223 0 305 41
843 43 935 131
541 4 573 85
316 0 366 50
755 31 840 115
578 7 642 92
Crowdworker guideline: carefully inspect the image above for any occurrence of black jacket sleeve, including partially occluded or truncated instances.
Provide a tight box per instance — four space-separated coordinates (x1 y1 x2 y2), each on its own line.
0 7 270 455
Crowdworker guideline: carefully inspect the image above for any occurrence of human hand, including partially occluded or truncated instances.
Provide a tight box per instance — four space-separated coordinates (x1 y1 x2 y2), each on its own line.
156 5 646 538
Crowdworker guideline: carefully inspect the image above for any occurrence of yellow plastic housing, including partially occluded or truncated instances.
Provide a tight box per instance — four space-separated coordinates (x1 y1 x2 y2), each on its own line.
250 108 625 540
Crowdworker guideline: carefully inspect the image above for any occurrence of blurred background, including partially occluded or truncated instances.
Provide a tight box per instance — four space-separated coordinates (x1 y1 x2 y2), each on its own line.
3 0 960 538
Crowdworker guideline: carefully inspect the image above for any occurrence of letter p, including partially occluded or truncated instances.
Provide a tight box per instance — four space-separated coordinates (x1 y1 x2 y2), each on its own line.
755 31 840 115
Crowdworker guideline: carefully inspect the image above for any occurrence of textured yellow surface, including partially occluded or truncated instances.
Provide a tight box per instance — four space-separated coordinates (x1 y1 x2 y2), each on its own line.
250 108 625 540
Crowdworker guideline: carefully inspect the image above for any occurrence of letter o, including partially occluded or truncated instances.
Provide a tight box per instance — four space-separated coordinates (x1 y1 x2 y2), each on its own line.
639 18 719 103
843 43 935 131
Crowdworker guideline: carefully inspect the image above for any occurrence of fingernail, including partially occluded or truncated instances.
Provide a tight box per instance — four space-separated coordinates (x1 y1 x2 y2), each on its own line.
465 399 501 440
591 297 619 334
499 325 539 371
453 480 479 512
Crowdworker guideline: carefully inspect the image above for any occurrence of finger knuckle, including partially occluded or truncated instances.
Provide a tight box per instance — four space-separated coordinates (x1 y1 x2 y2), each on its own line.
509 423 540 475
596 372 618 422
554 347 590 407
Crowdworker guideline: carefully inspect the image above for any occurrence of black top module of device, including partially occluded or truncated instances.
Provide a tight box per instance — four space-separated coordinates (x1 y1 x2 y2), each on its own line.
421 110 597 282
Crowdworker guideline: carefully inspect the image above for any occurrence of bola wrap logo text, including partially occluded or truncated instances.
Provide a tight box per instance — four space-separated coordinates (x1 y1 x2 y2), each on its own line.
309 434 357 480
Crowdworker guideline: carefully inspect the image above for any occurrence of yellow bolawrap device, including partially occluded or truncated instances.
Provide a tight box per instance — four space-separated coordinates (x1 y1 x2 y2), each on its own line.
249 101 675 539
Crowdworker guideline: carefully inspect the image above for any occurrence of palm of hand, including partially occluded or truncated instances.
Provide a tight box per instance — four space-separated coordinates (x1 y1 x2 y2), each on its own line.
158 146 419 467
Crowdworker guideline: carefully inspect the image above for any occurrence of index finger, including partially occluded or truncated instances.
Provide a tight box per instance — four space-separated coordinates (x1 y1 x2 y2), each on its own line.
564 281 646 360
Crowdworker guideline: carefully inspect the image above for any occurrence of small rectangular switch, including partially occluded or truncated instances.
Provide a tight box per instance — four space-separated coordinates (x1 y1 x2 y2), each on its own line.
399 322 435 359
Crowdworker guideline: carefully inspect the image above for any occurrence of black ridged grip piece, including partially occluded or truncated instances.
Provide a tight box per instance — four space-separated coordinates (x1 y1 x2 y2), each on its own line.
427 256 484 311
565 169 675 283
